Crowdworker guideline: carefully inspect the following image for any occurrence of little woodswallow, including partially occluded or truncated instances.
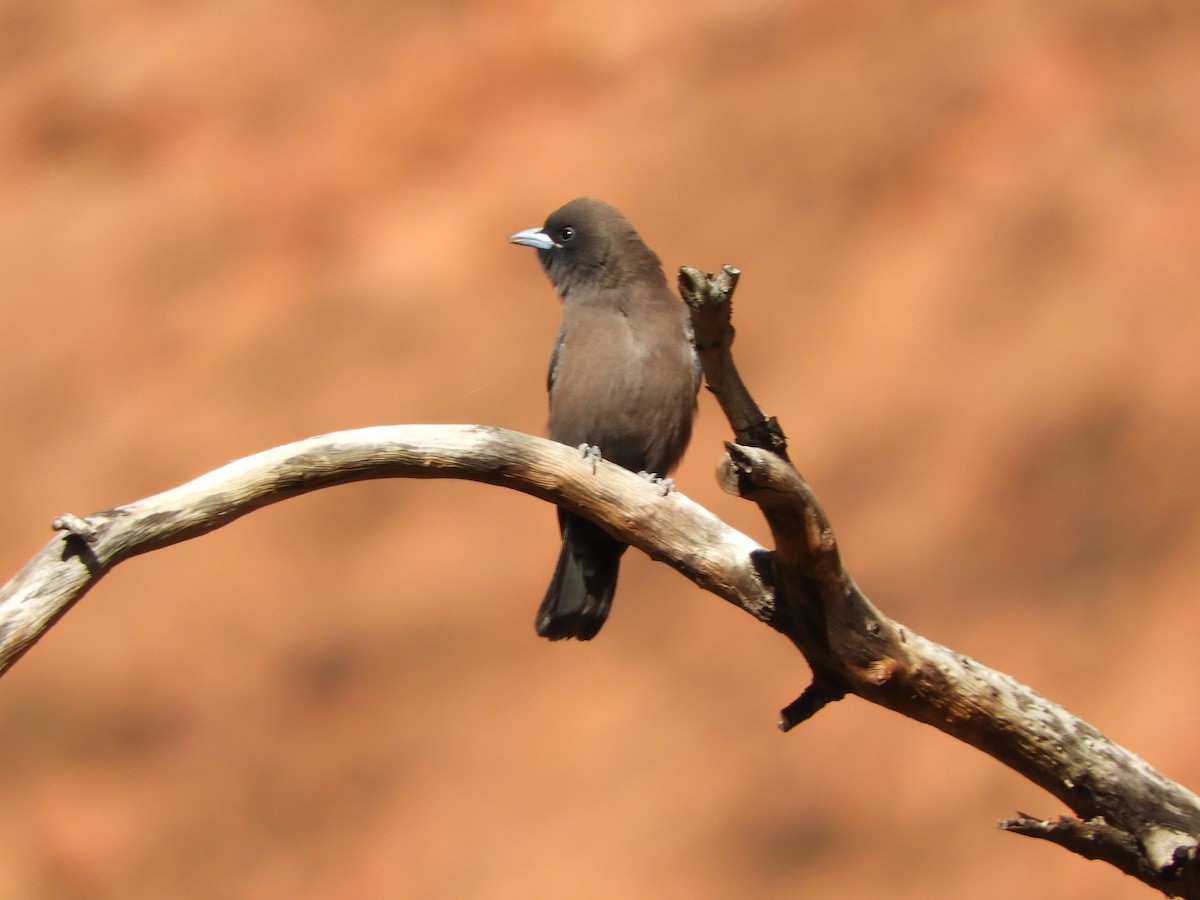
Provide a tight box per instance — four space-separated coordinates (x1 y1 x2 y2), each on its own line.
510 198 700 640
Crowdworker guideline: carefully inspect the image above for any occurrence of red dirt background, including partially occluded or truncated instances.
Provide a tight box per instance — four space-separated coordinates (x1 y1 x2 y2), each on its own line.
1 2 1198 897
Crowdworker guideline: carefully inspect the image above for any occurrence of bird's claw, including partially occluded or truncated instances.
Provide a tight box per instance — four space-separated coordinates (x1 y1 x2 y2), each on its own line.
637 471 675 496
578 443 603 474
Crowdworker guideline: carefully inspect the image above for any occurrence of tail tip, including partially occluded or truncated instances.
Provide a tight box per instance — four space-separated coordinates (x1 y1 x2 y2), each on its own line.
536 611 602 641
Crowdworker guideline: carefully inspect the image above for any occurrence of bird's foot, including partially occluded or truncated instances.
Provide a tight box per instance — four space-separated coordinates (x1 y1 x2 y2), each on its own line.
638 471 675 496
578 443 603 474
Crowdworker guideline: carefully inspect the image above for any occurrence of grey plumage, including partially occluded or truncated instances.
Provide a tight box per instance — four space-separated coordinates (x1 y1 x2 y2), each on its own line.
510 198 700 640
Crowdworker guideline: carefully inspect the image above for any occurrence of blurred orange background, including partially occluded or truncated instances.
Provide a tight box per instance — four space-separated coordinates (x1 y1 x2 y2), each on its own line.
1 1 1198 897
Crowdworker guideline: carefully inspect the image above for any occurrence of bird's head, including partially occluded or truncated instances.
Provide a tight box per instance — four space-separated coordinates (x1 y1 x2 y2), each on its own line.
510 197 664 295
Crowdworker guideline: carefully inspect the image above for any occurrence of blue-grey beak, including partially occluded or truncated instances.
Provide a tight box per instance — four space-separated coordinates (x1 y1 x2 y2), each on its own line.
509 227 559 251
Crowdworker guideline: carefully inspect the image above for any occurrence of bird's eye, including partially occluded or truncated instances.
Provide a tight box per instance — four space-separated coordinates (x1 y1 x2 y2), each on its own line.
558 226 575 242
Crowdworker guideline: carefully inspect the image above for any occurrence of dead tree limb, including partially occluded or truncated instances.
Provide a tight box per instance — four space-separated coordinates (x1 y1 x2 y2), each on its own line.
0 424 770 676
679 264 1200 896
0 266 1196 895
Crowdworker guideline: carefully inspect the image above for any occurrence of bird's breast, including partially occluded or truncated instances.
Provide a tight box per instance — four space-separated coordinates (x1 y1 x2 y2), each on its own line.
548 298 697 474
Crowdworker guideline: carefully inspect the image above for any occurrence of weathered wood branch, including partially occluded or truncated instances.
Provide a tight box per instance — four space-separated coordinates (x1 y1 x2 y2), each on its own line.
0 425 770 676
679 265 789 459
0 265 1196 894
1002 814 1188 896
679 265 1200 896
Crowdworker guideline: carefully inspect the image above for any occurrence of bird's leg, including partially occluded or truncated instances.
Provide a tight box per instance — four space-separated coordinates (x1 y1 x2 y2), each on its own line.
637 471 675 496
578 443 603 474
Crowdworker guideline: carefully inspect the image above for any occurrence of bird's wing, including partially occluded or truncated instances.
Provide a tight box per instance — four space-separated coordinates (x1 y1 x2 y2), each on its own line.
547 328 565 394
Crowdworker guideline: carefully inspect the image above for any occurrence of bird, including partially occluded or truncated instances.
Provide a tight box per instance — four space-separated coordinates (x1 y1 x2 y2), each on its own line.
510 197 700 640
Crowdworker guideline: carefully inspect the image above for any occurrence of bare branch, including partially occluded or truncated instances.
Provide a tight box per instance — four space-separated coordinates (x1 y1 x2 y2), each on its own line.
679 265 788 458
1002 814 1200 897
679 265 1200 894
0 425 771 676
0 265 1196 893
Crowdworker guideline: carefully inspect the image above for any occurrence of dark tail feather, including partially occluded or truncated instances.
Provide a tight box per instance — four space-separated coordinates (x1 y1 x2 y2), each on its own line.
537 511 626 640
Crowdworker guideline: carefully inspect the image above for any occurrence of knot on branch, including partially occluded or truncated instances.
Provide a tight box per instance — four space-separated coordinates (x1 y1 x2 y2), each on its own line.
861 655 901 687
52 513 100 542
